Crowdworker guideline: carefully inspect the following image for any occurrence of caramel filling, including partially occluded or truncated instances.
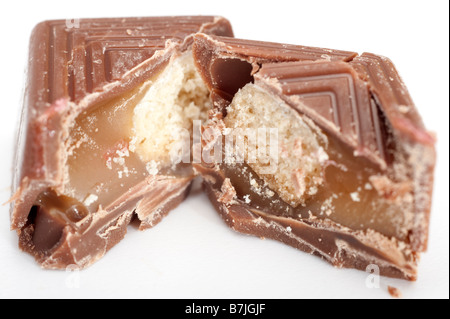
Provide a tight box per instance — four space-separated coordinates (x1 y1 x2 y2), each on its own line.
30 190 88 252
28 51 211 252
64 51 209 210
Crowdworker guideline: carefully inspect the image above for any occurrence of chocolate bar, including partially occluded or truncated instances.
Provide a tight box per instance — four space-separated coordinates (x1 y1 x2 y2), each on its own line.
11 18 435 279
10 17 233 269
192 34 436 280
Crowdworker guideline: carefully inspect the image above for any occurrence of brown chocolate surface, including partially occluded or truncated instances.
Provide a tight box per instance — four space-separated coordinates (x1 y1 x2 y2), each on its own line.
11 16 233 269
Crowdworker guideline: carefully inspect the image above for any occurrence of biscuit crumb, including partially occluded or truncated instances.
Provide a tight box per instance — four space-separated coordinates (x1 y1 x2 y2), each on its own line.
350 192 361 202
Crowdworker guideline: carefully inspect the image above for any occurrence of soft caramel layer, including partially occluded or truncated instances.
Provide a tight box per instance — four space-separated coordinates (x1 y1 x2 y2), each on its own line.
30 190 89 252
66 84 149 209
64 51 208 211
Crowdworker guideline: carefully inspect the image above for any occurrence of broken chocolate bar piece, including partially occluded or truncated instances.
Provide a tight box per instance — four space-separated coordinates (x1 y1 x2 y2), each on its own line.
193 34 436 280
10 17 233 269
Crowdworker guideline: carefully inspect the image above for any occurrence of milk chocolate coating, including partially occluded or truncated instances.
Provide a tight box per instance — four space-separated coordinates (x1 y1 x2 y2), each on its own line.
192 34 436 280
11 17 233 269
11 18 436 279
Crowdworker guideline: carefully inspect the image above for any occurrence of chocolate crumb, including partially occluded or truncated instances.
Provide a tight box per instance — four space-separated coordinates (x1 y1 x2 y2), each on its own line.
388 286 402 298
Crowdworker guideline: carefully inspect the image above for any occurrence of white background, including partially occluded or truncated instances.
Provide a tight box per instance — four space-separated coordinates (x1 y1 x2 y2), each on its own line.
0 0 448 299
